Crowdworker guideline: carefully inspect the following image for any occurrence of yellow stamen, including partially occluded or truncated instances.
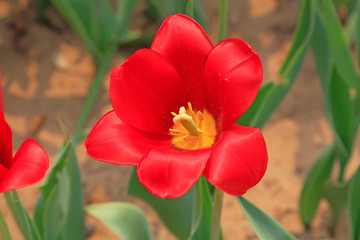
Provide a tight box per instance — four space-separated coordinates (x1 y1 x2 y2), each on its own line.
170 102 217 150
172 105 199 136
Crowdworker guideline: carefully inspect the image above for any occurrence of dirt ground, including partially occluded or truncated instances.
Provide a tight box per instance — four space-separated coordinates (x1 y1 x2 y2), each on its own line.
0 0 359 239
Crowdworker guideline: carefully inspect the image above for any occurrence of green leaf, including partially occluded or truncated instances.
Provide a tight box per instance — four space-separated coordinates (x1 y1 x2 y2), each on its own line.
299 144 336 226
323 181 350 231
86 202 152 240
320 0 360 90
127 167 202 240
355 0 360 62
311 6 332 90
144 0 207 29
33 142 84 240
0 208 12 240
237 82 287 128
349 167 360 240
328 67 355 160
4 191 40 240
238 197 296 240
191 176 213 240
279 0 315 82
237 0 315 128
51 0 137 60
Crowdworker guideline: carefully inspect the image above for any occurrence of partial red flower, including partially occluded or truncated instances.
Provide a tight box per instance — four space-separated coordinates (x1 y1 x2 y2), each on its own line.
85 14 267 198
0 70 49 194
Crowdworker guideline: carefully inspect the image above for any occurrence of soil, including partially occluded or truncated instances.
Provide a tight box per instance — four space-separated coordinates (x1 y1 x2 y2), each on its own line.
0 0 359 239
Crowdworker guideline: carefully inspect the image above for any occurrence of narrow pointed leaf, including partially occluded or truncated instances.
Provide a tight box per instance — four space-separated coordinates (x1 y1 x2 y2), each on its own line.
320 0 360 90
86 202 151 240
349 167 360 240
299 144 336 226
238 197 296 240
127 167 202 240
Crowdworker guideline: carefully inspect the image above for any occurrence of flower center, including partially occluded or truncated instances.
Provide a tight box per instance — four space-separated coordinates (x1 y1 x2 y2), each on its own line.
170 102 217 150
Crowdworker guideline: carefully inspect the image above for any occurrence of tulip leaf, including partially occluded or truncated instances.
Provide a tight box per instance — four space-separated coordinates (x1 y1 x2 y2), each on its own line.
51 0 137 60
86 202 152 240
33 142 84 240
191 176 214 240
144 0 207 29
237 0 314 129
328 67 355 163
349 167 360 240
299 144 336 226
0 208 12 240
355 0 360 60
279 0 315 82
319 0 360 90
237 82 287 128
4 191 40 240
238 197 296 240
310 6 332 90
127 167 202 240
323 181 350 231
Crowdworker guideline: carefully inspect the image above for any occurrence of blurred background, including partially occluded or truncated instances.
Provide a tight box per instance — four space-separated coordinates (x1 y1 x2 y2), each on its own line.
0 0 359 239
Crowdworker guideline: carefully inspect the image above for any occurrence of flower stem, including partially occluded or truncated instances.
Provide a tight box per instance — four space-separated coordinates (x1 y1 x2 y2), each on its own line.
210 187 224 240
0 207 12 240
218 0 228 43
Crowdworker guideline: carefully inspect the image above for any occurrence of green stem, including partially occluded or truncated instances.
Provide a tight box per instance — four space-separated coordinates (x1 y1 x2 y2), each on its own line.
210 188 224 240
0 207 12 240
218 0 228 43
186 0 194 18
74 50 114 138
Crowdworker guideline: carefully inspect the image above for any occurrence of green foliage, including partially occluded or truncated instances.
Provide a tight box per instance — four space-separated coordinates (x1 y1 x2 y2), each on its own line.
145 0 207 29
51 0 138 61
237 0 315 129
349 167 360 240
4 191 40 240
238 197 296 240
299 144 336 225
86 202 152 240
33 142 84 240
127 168 202 240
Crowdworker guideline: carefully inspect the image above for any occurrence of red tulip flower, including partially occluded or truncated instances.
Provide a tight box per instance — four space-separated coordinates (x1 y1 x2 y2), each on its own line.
0 70 49 194
86 14 267 198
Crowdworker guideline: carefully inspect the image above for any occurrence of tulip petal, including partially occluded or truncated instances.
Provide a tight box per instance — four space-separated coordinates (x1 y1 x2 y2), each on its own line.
151 14 213 110
110 49 186 134
85 111 172 166
137 147 211 198
203 125 267 196
0 139 49 193
0 114 13 169
0 164 8 182
203 39 263 131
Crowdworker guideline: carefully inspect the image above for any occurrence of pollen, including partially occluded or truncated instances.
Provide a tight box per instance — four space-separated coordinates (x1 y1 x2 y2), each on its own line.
170 102 217 150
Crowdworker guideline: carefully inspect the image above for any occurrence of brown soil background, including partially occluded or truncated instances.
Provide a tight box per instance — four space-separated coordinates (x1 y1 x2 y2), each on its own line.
0 0 359 239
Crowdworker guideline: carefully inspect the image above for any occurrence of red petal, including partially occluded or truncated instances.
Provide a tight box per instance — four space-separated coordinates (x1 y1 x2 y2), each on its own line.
0 164 8 183
110 49 186 134
203 125 267 196
0 139 49 193
0 114 13 169
137 147 211 198
85 111 172 166
151 14 213 110
203 39 263 131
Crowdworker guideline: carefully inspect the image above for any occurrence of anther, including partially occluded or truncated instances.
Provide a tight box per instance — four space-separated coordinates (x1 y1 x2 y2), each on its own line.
198 111 204 121
183 135 190 141
169 128 181 134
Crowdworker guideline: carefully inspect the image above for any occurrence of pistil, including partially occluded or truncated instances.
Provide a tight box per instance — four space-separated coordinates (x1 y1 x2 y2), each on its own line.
172 106 200 136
